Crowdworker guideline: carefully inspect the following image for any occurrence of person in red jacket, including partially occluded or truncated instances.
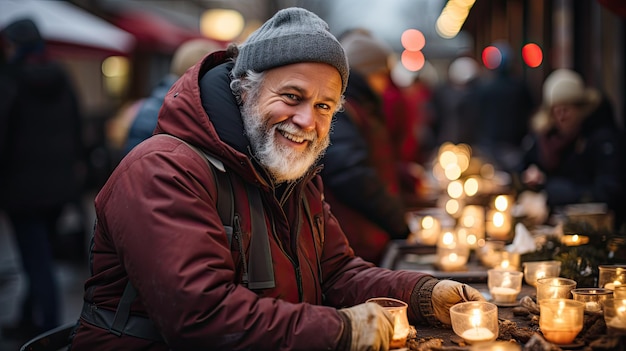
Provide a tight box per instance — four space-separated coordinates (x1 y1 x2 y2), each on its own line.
69 7 484 350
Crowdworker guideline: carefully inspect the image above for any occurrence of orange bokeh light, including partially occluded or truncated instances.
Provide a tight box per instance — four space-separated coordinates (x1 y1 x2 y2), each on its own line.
401 29 426 51
522 43 543 68
401 50 425 71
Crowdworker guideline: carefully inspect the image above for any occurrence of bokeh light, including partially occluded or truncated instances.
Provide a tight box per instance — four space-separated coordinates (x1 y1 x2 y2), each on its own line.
482 45 502 70
522 43 543 68
401 50 425 71
401 29 426 51
201 9 244 41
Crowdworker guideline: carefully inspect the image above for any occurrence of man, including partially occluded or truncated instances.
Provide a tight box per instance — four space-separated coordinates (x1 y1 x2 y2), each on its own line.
70 8 484 350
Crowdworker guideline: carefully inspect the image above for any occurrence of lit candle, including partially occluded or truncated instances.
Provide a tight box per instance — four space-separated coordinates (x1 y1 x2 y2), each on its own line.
486 209 511 240
451 302 499 345
539 300 584 344
561 234 589 246
491 287 518 304
461 309 496 343
461 327 496 343
419 215 440 245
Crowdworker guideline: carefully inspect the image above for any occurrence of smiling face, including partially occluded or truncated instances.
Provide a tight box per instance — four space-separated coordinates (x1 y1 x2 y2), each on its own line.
240 62 343 183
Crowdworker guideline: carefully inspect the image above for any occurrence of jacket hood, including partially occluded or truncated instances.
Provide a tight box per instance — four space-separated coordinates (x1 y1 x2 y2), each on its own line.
154 50 264 185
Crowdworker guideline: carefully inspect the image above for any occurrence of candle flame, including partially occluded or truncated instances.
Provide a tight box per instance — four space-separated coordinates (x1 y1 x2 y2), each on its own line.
494 195 509 211
493 212 504 227
470 309 481 328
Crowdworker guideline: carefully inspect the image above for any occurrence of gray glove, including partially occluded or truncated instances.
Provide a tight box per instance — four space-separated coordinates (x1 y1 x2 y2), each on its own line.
432 280 486 325
339 302 394 351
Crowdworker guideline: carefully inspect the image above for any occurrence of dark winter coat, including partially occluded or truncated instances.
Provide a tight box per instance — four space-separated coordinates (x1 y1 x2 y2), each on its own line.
69 51 432 350
123 74 179 155
321 70 410 264
0 59 83 214
519 95 623 213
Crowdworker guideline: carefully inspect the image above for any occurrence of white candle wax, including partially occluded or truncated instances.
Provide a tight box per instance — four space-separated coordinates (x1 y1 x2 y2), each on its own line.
461 327 496 343
490 287 519 303
585 301 601 312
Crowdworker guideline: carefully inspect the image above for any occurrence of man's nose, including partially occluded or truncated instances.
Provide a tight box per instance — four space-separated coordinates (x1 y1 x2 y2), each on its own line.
292 106 316 131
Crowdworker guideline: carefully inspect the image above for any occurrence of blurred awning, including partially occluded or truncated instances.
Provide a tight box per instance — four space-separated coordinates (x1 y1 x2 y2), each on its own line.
113 9 203 53
0 0 135 58
96 0 208 54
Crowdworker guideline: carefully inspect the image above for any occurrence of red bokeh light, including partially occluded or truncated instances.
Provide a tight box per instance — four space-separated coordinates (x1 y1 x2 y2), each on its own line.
481 45 502 70
401 50 425 71
522 43 543 68
401 29 426 51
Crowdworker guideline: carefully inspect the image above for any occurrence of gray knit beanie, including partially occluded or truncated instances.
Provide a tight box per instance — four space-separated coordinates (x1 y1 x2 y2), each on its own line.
232 7 349 93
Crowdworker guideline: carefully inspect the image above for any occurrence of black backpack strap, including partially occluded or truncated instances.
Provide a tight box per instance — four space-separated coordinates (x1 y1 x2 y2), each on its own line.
204 153 234 246
245 183 276 290
109 281 138 336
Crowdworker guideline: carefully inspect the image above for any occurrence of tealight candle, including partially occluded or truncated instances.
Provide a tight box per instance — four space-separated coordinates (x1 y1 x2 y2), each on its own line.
571 288 613 312
488 269 523 304
598 265 626 290
436 229 469 272
450 302 499 344
536 277 576 304
419 215 441 245
486 209 512 241
523 260 562 287
603 298 626 334
366 297 410 348
560 234 589 246
539 299 584 344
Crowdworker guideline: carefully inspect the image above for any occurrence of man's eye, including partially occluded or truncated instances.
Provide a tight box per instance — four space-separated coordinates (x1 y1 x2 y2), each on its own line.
284 94 299 101
317 103 330 110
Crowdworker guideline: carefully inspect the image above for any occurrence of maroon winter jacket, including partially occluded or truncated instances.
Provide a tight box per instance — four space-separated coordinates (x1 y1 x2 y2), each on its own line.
69 51 433 350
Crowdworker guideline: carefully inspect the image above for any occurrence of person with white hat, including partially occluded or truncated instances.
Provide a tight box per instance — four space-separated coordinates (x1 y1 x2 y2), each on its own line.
516 68 623 226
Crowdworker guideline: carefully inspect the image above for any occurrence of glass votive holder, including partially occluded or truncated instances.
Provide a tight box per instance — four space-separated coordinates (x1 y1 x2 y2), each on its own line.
523 260 562 287
603 298 626 335
614 286 626 299
495 251 521 271
450 301 499 344
570 288 613 313
598 265 626 290
488 269 523 304
366 297 410 349
536 277 577 304
539 299 585 344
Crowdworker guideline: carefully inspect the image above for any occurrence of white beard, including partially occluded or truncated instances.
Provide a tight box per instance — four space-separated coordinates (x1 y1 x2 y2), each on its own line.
241 99 329 183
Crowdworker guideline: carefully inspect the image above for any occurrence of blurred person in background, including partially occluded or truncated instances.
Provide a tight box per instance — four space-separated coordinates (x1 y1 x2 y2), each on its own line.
0 18 86 340
474 40 535 173
515 69 623 228
319 50 413 265
69 8 484 350
429 55 482 149
340 30 425 206
123 38 221 155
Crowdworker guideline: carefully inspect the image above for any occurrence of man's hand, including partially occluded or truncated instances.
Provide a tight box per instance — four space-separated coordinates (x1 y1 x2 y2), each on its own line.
339 302 394 351
431 280 485 325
